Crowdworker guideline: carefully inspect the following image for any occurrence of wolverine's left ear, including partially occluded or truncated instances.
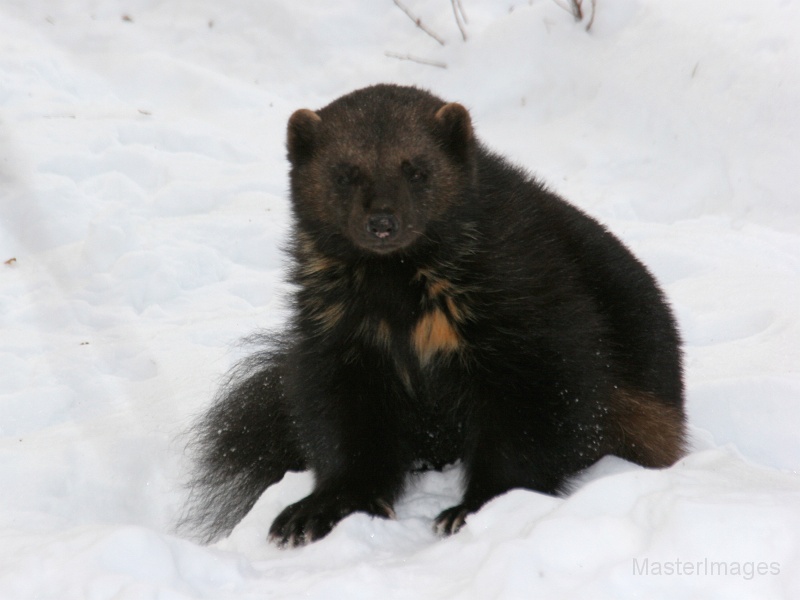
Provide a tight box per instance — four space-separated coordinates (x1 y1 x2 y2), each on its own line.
287 108 322 166
434 102 474 164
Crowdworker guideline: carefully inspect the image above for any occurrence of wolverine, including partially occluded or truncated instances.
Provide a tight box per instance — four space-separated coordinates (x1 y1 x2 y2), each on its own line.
181 84 686 547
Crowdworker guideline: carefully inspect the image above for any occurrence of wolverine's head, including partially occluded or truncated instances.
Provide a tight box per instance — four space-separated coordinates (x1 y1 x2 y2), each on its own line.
286 85 476 255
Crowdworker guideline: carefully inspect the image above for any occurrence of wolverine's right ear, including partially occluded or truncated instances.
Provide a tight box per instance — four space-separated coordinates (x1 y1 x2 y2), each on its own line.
287 109 322 165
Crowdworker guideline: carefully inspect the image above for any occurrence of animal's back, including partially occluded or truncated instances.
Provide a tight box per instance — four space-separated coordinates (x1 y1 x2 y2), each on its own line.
474 146 683 403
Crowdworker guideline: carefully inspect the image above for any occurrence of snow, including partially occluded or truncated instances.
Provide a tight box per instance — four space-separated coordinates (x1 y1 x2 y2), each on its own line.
1 0 799 597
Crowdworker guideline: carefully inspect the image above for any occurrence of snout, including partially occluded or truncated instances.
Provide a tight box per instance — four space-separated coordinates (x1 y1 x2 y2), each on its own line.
348 209 419 254
366 213 399 240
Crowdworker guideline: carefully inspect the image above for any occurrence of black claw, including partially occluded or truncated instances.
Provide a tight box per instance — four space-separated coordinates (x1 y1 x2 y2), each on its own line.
268 491 395 548
433 504 471 537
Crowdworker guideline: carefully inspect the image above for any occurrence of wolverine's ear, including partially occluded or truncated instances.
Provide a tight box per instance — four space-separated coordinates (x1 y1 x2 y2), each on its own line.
434 102 474 164
287 109 322 165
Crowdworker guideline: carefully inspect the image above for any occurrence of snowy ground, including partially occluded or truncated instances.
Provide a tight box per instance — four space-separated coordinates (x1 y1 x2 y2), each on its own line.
2 1 799 598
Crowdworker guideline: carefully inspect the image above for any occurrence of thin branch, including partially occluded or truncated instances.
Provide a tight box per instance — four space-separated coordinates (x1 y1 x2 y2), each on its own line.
384 51 447 69
573 0 584 20
552 0 580 19
392 0 446 46
552 0 597 32
454 0 468 24
451 0 468 41
584 0 597 32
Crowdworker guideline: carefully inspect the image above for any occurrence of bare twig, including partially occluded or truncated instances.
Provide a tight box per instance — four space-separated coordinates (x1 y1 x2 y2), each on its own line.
384 51 447 69
392 0 446 46
552 0 597 32
552 0 581 20
584 0 597 32
454 0 468 23
451 0 468 41
572 0 584 20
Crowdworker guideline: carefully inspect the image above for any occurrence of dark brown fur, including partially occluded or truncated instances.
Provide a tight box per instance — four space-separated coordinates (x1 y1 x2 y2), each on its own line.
181 84 687 547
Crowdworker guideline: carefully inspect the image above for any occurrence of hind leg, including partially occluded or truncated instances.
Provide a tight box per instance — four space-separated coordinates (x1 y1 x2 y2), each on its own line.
181 360 305 543
434 382 687 536
607 388 686 468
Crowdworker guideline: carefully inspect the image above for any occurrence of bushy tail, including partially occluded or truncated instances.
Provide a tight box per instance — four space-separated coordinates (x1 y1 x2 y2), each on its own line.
179 337 305 543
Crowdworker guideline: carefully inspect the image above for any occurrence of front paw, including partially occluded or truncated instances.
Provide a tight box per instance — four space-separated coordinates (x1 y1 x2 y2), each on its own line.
433 503 472 537
268 491 395 548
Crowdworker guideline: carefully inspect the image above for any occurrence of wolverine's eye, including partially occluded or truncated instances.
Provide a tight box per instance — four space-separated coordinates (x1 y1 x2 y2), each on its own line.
335 165 360 186
402 160 428 184
407 169 423 183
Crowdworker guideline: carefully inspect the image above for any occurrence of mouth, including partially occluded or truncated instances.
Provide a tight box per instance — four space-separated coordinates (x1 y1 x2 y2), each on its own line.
351 214 419 254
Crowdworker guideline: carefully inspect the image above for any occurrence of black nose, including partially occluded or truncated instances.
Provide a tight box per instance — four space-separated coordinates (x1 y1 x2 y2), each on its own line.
366 214 399 239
